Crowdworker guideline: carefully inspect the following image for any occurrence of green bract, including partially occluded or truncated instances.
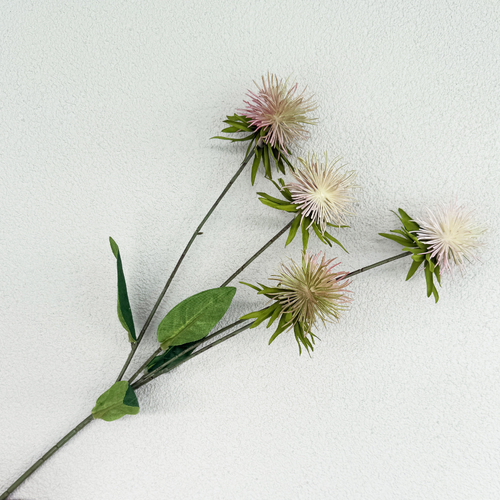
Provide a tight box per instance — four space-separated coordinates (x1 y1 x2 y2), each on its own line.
258 178 349 252
157 287 236 350
109 237 136 343
211 114 293 184
379 208 441 302
92 381 139 422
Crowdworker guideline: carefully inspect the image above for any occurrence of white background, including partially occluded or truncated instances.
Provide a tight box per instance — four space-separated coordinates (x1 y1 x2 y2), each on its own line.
1 1 499 499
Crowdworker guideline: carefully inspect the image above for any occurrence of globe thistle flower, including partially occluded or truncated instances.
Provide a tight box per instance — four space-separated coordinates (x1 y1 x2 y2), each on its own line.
213 74 317 184
287 154 357 233
256 154 356 252
241 252 352 353
413 202 485 275
379 204 485 302
240 74 317 151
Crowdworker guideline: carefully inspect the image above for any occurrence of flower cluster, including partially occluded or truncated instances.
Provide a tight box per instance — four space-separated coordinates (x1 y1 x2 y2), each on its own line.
241 252 352 353
213 74 316 184
257 154 357 251
380 203 485 301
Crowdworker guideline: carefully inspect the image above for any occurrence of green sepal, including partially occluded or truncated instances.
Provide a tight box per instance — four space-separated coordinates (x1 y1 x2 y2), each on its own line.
286 216 302 246
251 147 262 185
405 259 423 281
92 381 139 422
424 263 434 298
411 253 425 263
210 135 255 142
157 287 236 349
434 265 441 285
301 217 310 251
397 208 420 232
324 230 349 253
109 237 136 343
379 233 415 247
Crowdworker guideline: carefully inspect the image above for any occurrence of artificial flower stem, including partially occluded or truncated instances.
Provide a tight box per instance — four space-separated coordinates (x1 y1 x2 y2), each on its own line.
342 251 412 280
131 221 293 386
128 347 162 384
115 148 257 383
136 251 415 386
132 322 253 390
132 319 248 388
0 415 93 500
220 219 294 287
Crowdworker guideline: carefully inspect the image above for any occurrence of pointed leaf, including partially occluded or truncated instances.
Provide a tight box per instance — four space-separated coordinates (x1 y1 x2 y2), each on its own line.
424 263 434 298
157 287 236 349
301 218 310 251
251 147 262 185
286 216 302 246
405 259 423 280
92 381 139 422
147 341 198 373
109 238 136 343
379 233 415 247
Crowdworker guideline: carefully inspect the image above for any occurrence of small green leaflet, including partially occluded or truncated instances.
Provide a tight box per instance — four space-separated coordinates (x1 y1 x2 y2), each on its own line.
157 287 236 350
92 381 139 422
109 238 136 343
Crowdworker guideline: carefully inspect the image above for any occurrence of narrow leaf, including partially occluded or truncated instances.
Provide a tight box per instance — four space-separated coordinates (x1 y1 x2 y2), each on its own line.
301 218 310 251
424 263 434 297
109 237 136 343
147 341 198 373
251 147 262 185
405 259 423 280
379 233 415 247
286 216 302 246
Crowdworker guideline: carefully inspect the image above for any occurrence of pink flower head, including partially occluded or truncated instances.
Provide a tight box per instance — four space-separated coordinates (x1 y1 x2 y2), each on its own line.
239 74 317 151
414 202 485 274
269 251 352 335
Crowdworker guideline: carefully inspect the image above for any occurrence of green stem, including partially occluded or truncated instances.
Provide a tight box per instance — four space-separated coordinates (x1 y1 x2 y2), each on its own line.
0 415 93 500
342 252 411 280
132 322 253 390
133 251 413 389
220 219 293 287
115 148 256 382
129 219 293 385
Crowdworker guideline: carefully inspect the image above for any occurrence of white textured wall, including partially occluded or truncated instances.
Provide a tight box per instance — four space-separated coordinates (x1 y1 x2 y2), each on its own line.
1 1 499 499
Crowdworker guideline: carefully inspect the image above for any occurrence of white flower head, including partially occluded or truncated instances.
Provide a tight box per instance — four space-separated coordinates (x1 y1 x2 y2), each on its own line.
286 154 358 233
414 202 486 274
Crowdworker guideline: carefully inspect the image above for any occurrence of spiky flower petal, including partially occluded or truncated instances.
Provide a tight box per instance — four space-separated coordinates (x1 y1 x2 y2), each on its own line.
414 202 485 274
287 154 357 233
270 252 352 334
240 74 317 151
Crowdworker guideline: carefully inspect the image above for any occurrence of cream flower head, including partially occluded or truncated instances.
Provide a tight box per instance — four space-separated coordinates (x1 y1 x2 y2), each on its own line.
286 154 358 233
414 202 485 274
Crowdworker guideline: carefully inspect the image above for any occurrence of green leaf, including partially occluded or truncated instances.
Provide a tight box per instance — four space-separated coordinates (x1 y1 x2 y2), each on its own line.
210 135 255 142
92 381 139 422
379 233 415 247
398 208 420 232
286 216 302 246
221 126 241 133
411 253 425 263
157 287 236 350
424 263 434 298
431 284 439 303
301 217 310 251
324 231 348 253
147 341 198 373
434 265 441 285
222 121 253 132
405 259 423 280
257 192 290 205
109 237 136 343
262 144 271 178
251 147 262 185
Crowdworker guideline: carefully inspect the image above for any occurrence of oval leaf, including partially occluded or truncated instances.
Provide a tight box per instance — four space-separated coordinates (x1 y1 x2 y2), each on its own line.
157 287 236 349
92 381 139 422
109 237 136 343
